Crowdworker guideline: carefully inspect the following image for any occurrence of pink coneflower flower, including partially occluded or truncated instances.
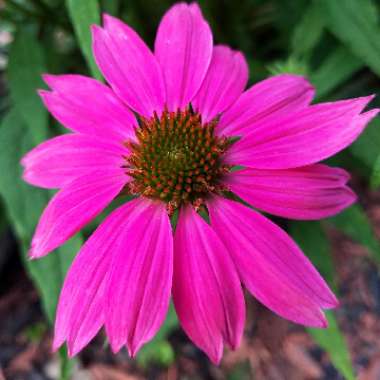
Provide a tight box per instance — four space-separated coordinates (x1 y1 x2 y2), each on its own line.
21 2 377 364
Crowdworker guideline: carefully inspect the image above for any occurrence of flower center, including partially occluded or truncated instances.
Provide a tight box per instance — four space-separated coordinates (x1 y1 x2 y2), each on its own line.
124 107 231 213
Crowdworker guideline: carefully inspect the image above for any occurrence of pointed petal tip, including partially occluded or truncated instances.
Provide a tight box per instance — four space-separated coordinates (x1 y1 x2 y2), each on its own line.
109 340 123 355
209 346 223 366
67 339 88 358
320 312 328 329
226 334 242 351
354 94 376 111
324 293 340 310
28 244 43 260
102 13 116 28
127 341 142 359
345 187 358 205
67 345 78 358
52 334 64 353
91 24 104 40
20 153 28 167
41 73 55 87
361 107 379 121
37 89 50 98
41 73 67 90
308 309 329 329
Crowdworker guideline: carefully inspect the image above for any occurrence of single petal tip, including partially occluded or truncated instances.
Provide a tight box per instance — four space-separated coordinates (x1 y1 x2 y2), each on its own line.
41 73 56 87
28 246 39 260
52 339 63 353
37 89 49 97
102 13 115 26
91 24 103 37
67 346 77 358
320 314 328 329
127 344 139 359
209 351 223 366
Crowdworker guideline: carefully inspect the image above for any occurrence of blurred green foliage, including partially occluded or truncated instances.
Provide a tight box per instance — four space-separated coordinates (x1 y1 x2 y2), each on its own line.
1 0 380 379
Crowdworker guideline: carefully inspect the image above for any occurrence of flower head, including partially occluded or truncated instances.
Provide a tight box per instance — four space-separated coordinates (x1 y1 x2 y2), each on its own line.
22 2 378 364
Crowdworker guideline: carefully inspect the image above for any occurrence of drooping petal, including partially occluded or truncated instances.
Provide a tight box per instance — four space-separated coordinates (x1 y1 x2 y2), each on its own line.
226 164 356 220
54 200 137 356
172 205 245 364
218 74 315 136
208 196 338 327
192 45 248 123
21 134 127 189
40 74 136 142
105 199 173 356
92 15 165 117
155 2 213 111
225 97 378 169
30 170 128 258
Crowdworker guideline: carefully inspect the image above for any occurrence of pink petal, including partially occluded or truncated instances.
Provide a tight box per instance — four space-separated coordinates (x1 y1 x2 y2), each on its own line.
92 15 165 117
172 205 245 364
191 45 248 123
40 74 136 142
30 170 128 258
21 134 127 189
208 196 338 327
225 98 378 169
54 200 137 356
218 74 315 136
105 199 173 356
226 164 356 220
154 2 213 111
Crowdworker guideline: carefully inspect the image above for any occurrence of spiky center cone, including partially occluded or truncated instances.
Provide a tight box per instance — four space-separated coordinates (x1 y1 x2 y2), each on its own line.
124 108 231 213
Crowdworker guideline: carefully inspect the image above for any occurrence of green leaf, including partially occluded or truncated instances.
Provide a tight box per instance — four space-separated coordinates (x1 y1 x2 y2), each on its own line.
310 46 363 99
7 27 48 144
66 0 102 80
291 1 325 58
322 0 380 77
328 204 380 264
289 221 355 380
59 346 76 380
0 109 82 321
289 221 336 291
370 153 380 190
0 109 80 379
308 311 355 380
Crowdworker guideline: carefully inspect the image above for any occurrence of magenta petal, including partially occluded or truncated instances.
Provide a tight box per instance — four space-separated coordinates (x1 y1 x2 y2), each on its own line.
208 196 337 327
172 205 245 364
40 74 136 142
53 200 136 356
226 164 356 220
21 134 127 189
218 74 315 136
92 16 165 117
105 199 173 356
225 97 378 169
192 45 248 122
155 2 213 111
30 170 128 258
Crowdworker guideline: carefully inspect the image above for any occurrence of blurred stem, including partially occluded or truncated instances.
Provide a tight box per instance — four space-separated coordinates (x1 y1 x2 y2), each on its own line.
59 347 75 380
